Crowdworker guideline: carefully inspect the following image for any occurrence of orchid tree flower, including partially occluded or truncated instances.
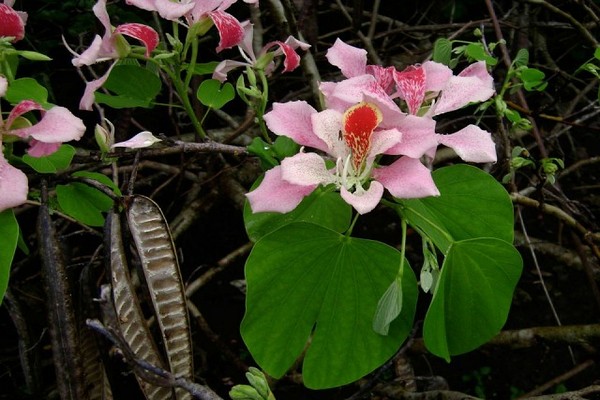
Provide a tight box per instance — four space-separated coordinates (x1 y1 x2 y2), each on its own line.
246 100 439 215
0 76 86 211
213 22 310 82
67 0 159 110
126 0 258 52
0 1 27 43
112 131 162 149
322 39 497 164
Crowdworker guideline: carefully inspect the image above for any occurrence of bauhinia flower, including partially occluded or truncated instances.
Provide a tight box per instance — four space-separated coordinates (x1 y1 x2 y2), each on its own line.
67 0 159 110
322 39 497 164
0 76 86 212
213 22 310 82
126 0 258 52
112 131 162 149
246 100 439 215
0 1 27 43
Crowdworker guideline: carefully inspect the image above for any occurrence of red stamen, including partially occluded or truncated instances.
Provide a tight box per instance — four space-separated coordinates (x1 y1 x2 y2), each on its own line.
342 102 382 169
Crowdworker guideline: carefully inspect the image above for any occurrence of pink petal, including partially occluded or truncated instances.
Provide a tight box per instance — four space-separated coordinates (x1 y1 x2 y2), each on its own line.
432 62 495 116
0 3 26 42
27 141 61 157
79 62 116 110
246 166 316 213
0 155 28 212
71 35 106 67
393 65 426 115
126 0 195 21
422 61 452 92
326 38 367 78
6 100 44 134
385 115 438 158
365 65 395 94
280 152 334 186
112 131 162 148
264 101 329 153
0 75 7 97
262 40 301 72
13 106 86 143
373 157 440 199
340 181 384 214
115 23 159 57
213 60 249 82
369 128 403 157
436 125 497 163
310 109 347 159
92 0 112 40
209 10 244 52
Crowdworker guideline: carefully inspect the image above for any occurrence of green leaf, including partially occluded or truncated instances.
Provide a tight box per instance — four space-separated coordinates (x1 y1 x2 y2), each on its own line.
21 144 75 173
247 137 279 170
243 186 352 242
197 79 235 110
0 210 19 305
513 48 529 68
241 222 418 389
72 171 122 197
56 182 114 227
96 64 161 109
185 61 220 75
16 50 52 62
372 261 413 335
4 77 49 105
272 136 300 160
399 165 514 252
423 238 522 360
464 43 497 66
594 47 600 60
432 38 452 66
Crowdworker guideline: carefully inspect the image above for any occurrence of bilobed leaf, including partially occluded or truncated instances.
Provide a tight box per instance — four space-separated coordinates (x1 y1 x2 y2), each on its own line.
0 210 19 305
97 64 161 109
22 144 75 173
243 186 352 242
399 164 514 252
197 79 235 109
4 77 49 105
432 38 452 66
56 182 113 226
241 222 417 389
423 238 522 360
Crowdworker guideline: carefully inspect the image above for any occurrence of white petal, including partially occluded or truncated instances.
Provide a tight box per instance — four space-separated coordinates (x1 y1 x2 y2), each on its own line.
112 131 162 149
340 181 384 214
280 152 335 186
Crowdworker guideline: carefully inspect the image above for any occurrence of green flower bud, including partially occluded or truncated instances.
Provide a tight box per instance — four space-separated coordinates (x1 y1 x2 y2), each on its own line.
229 384 261 400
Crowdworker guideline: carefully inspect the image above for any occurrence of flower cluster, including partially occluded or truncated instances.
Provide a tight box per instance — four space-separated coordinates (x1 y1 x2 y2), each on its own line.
247 39 497 215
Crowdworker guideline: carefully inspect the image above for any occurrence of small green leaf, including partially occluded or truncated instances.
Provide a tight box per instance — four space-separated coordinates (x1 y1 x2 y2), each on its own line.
97 64 161 109
21 144 75 173
432 38 452 66
513 48 529 68
272 136 300 160
244 186 352 242
197 79 235 109
185 61 220 75
56 182 114 226
423 238 523 360
16 50 52 61
593 47 600 60
241 222 418 388
4 77 49 105
0 209 19 305
247 137 279 170
72 171 122 197
464 43 497 66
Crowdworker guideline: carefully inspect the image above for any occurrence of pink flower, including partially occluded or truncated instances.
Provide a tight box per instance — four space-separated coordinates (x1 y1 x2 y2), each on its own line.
68 0 159 110
322 39 497 164
0 77 86 211
0 1 27 43
126 0 255 52
246 101 439 215
213 22 310 82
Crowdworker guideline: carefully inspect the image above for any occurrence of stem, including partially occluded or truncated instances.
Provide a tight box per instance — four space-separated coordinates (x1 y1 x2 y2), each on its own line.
345 213 360 237
397 218 407 278
256 69 271 142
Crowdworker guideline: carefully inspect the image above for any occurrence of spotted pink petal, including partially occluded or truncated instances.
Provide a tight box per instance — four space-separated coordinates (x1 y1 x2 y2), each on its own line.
246 165 317 213
262 38 308 72
373 157 440 199
384 115 438 158
115 23 159 57
209 10 244 52
340 181 384 215
27 141 61 157
393 65 426 115
326 38 367 78
264 101 329 153
12 106 86 143
5 100 45 134
92 0 112 41
437 125 497 163
0 155 28 212
0 3 26 42
366 65 395 94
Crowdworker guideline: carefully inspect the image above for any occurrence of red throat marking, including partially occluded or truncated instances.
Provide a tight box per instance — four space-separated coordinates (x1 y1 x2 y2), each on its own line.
342 102 382 169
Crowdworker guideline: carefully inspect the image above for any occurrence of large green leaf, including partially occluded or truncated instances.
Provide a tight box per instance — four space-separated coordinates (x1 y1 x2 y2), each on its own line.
4 77 49 105
400 164 514 252
241 222 418 389
96 64 161 108
56 182 114 227
243 187 352 242
423 238 522 360
0 210 19 305
22 144 75 173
